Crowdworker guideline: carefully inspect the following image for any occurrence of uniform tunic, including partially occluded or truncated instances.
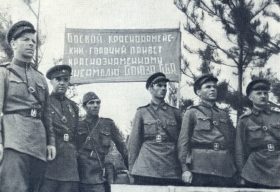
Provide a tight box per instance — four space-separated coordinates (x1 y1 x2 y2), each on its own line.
77 116 128 184
44 92 79 181
129 101 182 179
236 107 280 187
178 102 236 177
0 58 55 161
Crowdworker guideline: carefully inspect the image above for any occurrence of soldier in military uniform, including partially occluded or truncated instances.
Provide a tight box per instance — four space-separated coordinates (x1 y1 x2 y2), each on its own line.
178 74 236 187
236 79 280 188
128 72 182 185
0 21 56 192
39 65 79 191
77 92 128 192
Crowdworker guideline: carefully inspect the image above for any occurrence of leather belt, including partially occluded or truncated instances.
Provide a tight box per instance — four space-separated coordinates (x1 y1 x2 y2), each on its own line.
251 144 280 152
144 135 174 143
4 109 42 119
191 142 227 151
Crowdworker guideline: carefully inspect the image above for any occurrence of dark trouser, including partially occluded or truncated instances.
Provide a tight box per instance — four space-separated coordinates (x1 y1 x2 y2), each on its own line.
192 173 236 187
79 183 106 192
0 148 46 192
245 180 280 189
39 177 79 192
134 175 182 186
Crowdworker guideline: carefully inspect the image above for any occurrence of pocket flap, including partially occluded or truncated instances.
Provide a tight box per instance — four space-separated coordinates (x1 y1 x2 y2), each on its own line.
144 120 157 125
167 120 177 126
271 123 280 129
197 116 211 121
100 130 110 136
220 118 228 123
248 125 262 131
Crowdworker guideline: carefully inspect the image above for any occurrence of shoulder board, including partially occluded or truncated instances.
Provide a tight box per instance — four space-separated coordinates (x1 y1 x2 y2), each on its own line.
165 103 179 110
0 62 10 67
187 105 198 110
239 110 252 119
99 117 114 123
137 104 150 110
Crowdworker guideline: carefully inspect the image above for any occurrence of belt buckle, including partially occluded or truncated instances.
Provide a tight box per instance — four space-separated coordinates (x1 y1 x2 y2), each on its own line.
156 134 162 143
213 143 220 151
30 109 37 117
267 144 275 151
64 134 69 141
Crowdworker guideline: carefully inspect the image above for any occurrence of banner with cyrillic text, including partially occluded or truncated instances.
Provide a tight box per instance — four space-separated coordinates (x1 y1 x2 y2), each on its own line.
63 28 181 84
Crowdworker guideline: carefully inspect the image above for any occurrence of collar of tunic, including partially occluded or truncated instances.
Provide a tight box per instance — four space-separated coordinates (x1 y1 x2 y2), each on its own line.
150 101 167 111
251 107 271 116
51 92 66 101
12 58 31 68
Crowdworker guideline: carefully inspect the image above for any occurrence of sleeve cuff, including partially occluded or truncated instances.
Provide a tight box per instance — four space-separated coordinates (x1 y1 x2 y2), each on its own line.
47 136 55 146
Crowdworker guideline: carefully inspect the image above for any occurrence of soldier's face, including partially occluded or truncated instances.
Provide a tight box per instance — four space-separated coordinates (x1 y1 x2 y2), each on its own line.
149 81 167 99
50 76 70 95
197 81 217 101
84 99 101 116
249 90 268 108
11 33 36 60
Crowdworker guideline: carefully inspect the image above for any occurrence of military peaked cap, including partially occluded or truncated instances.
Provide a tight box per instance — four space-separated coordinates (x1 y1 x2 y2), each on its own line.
7 20 36 45
46 65 72 80
246 79 270 96
194 74 218 95
146 72 170 89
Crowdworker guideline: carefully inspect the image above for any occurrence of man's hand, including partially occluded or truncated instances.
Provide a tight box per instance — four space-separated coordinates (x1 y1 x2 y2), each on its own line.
0 144 3 163
239 178 246 185
182 171 193 184
47 145 56 161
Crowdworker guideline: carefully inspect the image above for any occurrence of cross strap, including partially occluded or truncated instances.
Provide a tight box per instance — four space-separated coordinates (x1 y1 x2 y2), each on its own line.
8 67 43 106
249 114 279 140
146 106 176 142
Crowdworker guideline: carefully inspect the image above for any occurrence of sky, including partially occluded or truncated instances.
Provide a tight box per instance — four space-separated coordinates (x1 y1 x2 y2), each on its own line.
1 0 280 134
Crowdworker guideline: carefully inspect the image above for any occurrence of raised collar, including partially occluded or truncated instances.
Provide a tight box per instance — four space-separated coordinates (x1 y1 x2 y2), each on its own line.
11 58 31 68
84 115 99 124
150 101 167 110
51 92 66 101
199 101 219 112
251 107 271 115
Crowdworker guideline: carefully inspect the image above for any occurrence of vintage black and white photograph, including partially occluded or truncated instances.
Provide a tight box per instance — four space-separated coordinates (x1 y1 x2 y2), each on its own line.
0 0 279 192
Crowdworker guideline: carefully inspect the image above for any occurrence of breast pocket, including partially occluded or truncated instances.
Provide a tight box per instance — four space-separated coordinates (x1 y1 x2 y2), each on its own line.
166 120 179 136
247 125 263 140
144 120 158 135
35 82 45 102
9 78 27 97
196 116 211 131
100 130 111 147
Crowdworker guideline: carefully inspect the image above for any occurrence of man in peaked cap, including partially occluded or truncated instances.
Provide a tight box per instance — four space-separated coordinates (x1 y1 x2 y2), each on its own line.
76 92 128 192
0 20 56 192
128 72 182 186
236 79 280 188
178 74 237 187
39 65 79 192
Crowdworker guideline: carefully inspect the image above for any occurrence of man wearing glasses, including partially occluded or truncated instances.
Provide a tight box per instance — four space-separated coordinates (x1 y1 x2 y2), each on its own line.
128 72 182 185
77 92 128 192
40 65 79 192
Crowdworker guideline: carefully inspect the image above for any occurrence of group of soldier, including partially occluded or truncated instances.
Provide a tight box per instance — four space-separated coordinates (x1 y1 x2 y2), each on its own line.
0 20 279 192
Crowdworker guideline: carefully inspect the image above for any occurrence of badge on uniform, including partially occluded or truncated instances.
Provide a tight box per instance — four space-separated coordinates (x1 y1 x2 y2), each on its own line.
156 134 162 142
64 134 69 141
61 116 67 123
